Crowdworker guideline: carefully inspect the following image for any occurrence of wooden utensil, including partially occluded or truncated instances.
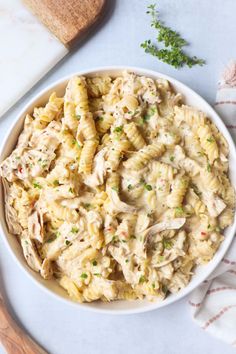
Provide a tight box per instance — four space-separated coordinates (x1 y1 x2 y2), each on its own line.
0 0 107 117
0 291 47 353
23 0 106 48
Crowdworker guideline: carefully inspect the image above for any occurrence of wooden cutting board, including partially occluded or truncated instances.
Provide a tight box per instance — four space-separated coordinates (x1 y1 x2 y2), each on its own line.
0 0 106 117
24 0 106 48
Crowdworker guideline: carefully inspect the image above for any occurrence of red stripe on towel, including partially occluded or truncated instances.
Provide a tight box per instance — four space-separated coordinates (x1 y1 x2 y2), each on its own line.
202 305 236 329
188 300 201 308
206 286 236 295
215 100 236 105
222 258 236 265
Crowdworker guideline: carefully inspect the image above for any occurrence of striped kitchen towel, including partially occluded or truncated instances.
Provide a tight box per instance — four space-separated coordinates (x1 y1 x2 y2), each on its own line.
189 61 236 345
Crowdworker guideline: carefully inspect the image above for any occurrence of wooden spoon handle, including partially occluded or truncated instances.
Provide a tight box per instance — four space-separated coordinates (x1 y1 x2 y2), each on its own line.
0 296 47 354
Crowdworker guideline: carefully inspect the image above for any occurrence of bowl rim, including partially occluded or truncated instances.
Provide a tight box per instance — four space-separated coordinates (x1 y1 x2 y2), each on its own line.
0 65 236 315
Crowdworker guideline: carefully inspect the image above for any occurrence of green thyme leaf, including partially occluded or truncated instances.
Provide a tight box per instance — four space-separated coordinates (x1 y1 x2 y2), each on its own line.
175 206 184 216
53 180 59 186
71 227 79 234
144 184 153 191
207 162 211 172
206 136 215 143
81 273 88 279
114 126 123 133
163 239 173 249
33 181 42 189
141 3 205 69
139 275 147 284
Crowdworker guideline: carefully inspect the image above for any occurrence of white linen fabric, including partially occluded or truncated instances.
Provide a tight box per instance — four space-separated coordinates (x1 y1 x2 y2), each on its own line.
189 61 236 345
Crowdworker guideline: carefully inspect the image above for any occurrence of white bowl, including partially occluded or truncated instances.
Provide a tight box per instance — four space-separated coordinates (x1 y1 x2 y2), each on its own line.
1 66 236 315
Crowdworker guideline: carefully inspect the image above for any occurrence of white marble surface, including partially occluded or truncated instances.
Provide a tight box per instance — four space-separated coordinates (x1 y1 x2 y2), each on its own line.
1 0 236 353
0 0 67 116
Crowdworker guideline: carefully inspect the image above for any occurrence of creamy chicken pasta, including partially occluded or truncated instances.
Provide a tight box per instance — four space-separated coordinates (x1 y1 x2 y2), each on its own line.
1 72 235 303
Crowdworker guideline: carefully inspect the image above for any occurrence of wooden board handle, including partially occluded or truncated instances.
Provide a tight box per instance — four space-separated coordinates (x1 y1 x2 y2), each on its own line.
23 0 106 49
0 296 47 354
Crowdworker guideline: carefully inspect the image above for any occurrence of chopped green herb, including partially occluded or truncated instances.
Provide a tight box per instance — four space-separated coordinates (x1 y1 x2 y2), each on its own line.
69 187 74 193
207 162 211 172
152 283 155 289
121 239 127 243
139 275 146 284
65 240 72 246
163 239 173 249
159 256 164 262
125 259 129 263
81 273 88 279
111 186 118 192
175 206 184 216
142 114 151 123
97 116 104 121
33 182 42 189
75 114 81 120
114 126 123 133
92 260 97 266
170 155 175 162
141 4 205 69
83 203 91 209
206 136 215 143
71 227 79 234
144 184 153 191
127 184 133 191
112 235 119 243
207 224 211 229
93 273 101 277
141 179 152 191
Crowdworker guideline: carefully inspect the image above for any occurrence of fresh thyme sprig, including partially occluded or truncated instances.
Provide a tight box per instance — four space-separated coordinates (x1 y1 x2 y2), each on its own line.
141 4 205 69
